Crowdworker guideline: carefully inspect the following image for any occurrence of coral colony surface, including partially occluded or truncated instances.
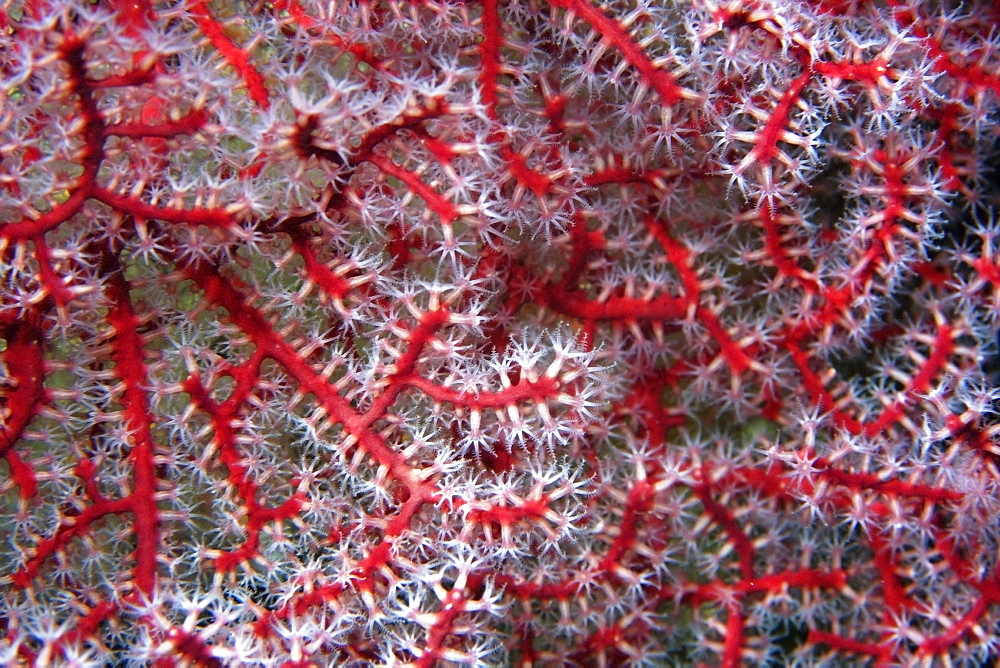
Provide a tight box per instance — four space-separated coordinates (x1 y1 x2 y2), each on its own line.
1 0 1000 665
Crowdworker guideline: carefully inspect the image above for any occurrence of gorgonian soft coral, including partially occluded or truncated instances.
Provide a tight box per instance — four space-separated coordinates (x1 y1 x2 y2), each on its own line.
1 0 999 665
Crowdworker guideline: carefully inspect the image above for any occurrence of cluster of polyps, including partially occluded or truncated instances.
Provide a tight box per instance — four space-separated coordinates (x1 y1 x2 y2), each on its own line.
1 0 1000 665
